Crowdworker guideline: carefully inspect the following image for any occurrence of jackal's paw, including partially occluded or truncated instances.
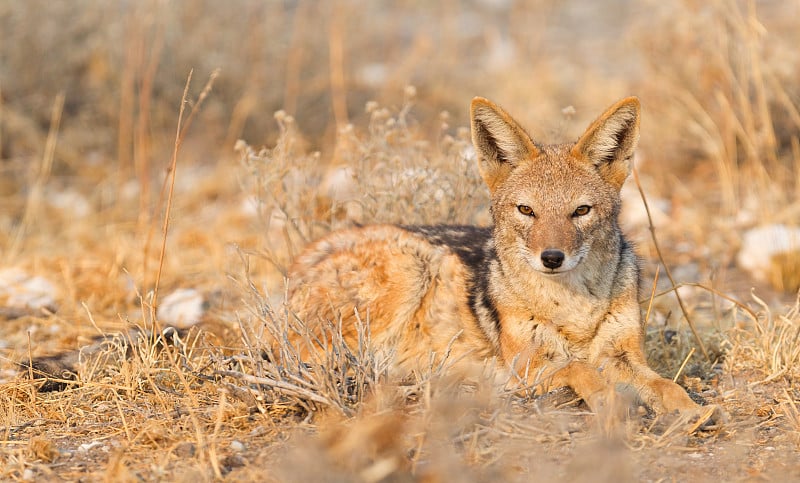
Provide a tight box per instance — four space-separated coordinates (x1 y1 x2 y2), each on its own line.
658 403 727 434
685 404 727 432
533 386 581 410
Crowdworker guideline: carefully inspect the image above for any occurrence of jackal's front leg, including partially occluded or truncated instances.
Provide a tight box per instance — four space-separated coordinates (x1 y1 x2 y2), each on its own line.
591 297 703 413
602 327 722 423
538 360 614 412
607 336 700 414
506 341 614 412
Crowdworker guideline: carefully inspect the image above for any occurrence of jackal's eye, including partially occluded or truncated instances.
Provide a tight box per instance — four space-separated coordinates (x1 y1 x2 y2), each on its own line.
573 205 591 217
517 205 535 217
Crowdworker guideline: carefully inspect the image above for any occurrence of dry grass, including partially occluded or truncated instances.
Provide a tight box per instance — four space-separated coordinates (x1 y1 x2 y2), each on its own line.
636 0 800 215
3 0 800 481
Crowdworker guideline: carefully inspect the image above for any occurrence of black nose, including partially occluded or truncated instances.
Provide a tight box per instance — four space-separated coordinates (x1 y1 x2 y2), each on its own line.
541 249 565 269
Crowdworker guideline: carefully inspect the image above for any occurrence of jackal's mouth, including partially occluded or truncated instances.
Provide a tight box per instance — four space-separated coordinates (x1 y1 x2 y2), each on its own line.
539 267 571 276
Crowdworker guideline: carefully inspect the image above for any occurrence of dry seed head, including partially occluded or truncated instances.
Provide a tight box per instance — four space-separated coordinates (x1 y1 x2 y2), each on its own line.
370 108 391 123
29 437 59 463
768 250 800 294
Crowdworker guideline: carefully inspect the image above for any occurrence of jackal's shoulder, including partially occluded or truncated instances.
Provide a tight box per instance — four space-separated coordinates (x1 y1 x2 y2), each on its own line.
401 224 501 347
400 224 491 259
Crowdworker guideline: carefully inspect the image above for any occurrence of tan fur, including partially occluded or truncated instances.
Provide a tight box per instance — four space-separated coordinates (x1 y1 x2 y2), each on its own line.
286 226 494 370
283 97 711 418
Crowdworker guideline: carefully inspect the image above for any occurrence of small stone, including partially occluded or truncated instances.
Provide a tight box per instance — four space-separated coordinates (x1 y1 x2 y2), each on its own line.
157 288 205 328
0 268 57 312
737 224 800 292
174 442 196 458
78 441 103 453
220 454 246 471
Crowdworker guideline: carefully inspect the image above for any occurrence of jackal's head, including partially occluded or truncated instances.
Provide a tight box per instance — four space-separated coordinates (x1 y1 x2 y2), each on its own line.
470 96 640 275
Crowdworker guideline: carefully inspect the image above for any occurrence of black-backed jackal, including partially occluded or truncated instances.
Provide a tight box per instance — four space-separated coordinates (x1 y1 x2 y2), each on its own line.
285 96 714 419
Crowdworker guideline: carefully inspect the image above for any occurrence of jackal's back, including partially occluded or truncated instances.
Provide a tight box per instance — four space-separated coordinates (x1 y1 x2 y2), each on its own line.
286 224 496 369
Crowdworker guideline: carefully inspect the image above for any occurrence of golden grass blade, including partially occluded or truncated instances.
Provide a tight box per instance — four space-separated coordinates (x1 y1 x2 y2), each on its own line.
633 167 709 360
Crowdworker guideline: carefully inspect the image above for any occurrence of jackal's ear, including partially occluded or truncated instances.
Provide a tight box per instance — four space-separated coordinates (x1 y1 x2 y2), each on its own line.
571 97 640 190
470 97 540 193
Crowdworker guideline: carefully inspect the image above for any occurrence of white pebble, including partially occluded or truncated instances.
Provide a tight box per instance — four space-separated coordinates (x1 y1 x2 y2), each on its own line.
0 268 57 310
737 224 800 281
157 288 205 328
78 441 104 453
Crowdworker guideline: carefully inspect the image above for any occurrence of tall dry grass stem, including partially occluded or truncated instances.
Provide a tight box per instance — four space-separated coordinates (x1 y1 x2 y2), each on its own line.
643 266 660 326
283 1 311 117
6 92 64 261
633 167 708 360
134 5 166 226
328 0 349 130
149 69 219 314
0 83 3 162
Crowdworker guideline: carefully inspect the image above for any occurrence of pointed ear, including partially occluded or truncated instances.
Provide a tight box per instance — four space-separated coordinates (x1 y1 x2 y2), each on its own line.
571 97 640 190
470 97 540 193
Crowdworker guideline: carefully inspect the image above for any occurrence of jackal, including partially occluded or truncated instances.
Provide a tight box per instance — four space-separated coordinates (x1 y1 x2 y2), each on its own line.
285 97 705 417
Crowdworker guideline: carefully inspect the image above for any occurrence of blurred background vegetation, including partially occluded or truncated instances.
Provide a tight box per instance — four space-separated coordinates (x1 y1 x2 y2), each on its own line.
3 0 800 295
2 1 797 190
